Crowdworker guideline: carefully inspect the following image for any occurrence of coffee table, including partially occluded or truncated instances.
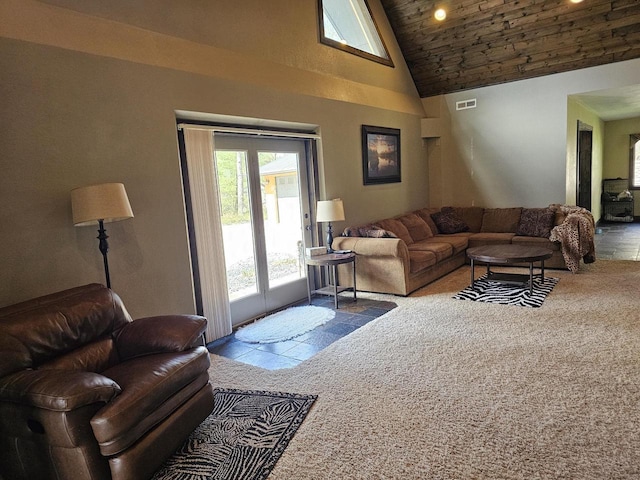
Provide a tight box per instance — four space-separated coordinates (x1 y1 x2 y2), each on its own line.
466 244 553 295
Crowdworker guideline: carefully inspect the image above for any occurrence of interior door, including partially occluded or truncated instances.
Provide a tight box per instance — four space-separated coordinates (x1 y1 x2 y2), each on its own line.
213 134 312 326
577 121 593 211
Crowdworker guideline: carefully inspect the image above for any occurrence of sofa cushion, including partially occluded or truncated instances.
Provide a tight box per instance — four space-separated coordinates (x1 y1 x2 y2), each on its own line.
0 284 132 376
516 208 556 238
446 206 485 233
431 210 470 234
407 250 437 274
342 224 397 238
512 235 560 251
91 347 210 455
429 235 469 255
408 242 453 263
0 369 121 411
413 208 440 234
467 232 515 248
480 208 522 233
115 315 207 361
39 337 119 373
397 213 433 242
376 218 414 245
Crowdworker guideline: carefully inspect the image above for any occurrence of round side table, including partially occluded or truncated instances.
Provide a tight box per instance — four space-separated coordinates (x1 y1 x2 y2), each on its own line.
305 252 356 309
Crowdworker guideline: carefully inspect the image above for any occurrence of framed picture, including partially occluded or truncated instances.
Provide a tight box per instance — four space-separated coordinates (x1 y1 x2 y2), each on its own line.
362 125 401 185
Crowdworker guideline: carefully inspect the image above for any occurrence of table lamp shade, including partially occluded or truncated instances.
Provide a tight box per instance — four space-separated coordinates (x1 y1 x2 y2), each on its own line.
316 199 345 223
71 183 134 226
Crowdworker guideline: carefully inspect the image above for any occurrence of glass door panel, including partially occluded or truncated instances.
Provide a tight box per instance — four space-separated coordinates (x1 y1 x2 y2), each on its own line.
214 135 312 326
259 151 305 289
213 149 258 301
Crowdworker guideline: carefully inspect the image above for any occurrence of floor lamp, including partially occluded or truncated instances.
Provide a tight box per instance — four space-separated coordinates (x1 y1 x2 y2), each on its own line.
71 183 134 289
316 199 345 253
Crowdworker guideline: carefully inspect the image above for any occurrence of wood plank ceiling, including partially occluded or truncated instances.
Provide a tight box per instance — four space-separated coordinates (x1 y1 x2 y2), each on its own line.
379 0 640 97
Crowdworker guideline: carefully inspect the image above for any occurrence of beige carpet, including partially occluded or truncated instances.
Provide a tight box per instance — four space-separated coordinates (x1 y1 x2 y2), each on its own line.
208 260 640 479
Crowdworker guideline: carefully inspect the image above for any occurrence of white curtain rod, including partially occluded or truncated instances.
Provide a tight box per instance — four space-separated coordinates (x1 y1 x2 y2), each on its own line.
177 123 321 140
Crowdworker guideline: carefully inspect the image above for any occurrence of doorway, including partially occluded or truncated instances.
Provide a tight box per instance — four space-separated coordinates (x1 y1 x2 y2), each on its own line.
213 135 313 326
576 121 593 211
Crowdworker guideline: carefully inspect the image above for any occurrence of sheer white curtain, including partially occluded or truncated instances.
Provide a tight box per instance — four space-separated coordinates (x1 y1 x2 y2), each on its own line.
182 127 232 341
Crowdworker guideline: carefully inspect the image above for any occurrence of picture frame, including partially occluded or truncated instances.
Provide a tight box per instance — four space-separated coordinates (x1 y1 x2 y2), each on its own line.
362 125 401 185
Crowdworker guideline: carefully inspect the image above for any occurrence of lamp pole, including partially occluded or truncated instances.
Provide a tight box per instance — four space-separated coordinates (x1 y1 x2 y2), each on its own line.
326 222 335 253
97 219 111 288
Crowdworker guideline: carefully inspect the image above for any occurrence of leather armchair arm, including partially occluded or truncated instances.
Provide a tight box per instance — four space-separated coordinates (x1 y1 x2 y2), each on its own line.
0 369 121 411
115 315 207 361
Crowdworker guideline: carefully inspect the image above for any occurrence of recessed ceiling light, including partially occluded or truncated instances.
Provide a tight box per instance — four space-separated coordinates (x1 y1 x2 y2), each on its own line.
570 0 584 3
434 8 446 21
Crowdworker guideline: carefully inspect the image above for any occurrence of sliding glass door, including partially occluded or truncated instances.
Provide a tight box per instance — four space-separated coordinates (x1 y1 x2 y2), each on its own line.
213 135 312 326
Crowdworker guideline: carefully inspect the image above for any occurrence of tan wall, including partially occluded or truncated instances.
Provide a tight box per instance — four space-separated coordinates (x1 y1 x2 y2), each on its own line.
603 117 640 216
0 0 427 313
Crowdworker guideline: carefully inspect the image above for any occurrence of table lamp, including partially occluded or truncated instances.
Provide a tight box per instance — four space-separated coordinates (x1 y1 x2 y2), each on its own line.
71 183 134 288
316 198 345 253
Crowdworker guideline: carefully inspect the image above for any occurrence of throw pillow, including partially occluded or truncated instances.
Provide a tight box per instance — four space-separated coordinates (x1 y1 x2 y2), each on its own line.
443 206 485 233
430 210 470 234
413 208 440 234
342 225 397 238
396 213 433 242
480 208 522 233
516 208 556 238
375 218 414 245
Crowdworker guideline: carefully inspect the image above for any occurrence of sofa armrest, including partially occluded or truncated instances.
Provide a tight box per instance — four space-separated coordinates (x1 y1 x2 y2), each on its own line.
0 369 121 411
115 315 207 361
333 237 411 295
333 237 409 259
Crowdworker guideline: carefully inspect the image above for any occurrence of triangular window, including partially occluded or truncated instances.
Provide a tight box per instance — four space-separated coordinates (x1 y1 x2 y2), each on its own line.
319 0 393 67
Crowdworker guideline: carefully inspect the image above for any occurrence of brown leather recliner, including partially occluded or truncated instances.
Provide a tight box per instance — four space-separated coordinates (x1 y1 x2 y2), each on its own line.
0 284 214 480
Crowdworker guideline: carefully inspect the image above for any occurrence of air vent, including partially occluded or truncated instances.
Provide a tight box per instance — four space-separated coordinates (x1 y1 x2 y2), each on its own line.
456 99 477 110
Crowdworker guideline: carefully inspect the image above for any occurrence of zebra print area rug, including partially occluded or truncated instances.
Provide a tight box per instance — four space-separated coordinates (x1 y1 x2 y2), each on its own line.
152 388 317 480
453 274 559 308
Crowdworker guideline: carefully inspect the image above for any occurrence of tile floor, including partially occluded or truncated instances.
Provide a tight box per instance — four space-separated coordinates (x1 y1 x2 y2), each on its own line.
208 221 639 370
594 221 640 260
207 295 397 370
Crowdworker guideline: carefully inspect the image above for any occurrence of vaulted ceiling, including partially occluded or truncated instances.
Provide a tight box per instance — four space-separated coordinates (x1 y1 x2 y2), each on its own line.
379 0 640 98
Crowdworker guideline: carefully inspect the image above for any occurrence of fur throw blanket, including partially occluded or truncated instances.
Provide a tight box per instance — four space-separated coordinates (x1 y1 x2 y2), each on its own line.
549 205 596 273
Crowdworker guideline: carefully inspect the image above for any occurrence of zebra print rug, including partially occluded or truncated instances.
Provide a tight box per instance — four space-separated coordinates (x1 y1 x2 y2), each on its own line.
453 274 559 308
152 388 317 480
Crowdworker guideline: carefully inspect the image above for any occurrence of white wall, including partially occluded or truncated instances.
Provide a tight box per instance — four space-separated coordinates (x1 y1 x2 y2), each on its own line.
423 59 640 210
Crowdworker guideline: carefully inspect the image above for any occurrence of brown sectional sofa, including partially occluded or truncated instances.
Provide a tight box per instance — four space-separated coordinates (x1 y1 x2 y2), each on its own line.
332 205 569 296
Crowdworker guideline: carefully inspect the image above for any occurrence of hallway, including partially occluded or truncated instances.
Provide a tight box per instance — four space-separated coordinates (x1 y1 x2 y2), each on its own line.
594 222 640 260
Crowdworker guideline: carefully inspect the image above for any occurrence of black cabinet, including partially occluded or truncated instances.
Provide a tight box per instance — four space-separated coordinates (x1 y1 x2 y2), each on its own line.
602 178 634 223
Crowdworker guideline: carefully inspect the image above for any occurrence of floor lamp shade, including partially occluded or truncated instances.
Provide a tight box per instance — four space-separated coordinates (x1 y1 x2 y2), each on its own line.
71 183 134 226
71 183 134 289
